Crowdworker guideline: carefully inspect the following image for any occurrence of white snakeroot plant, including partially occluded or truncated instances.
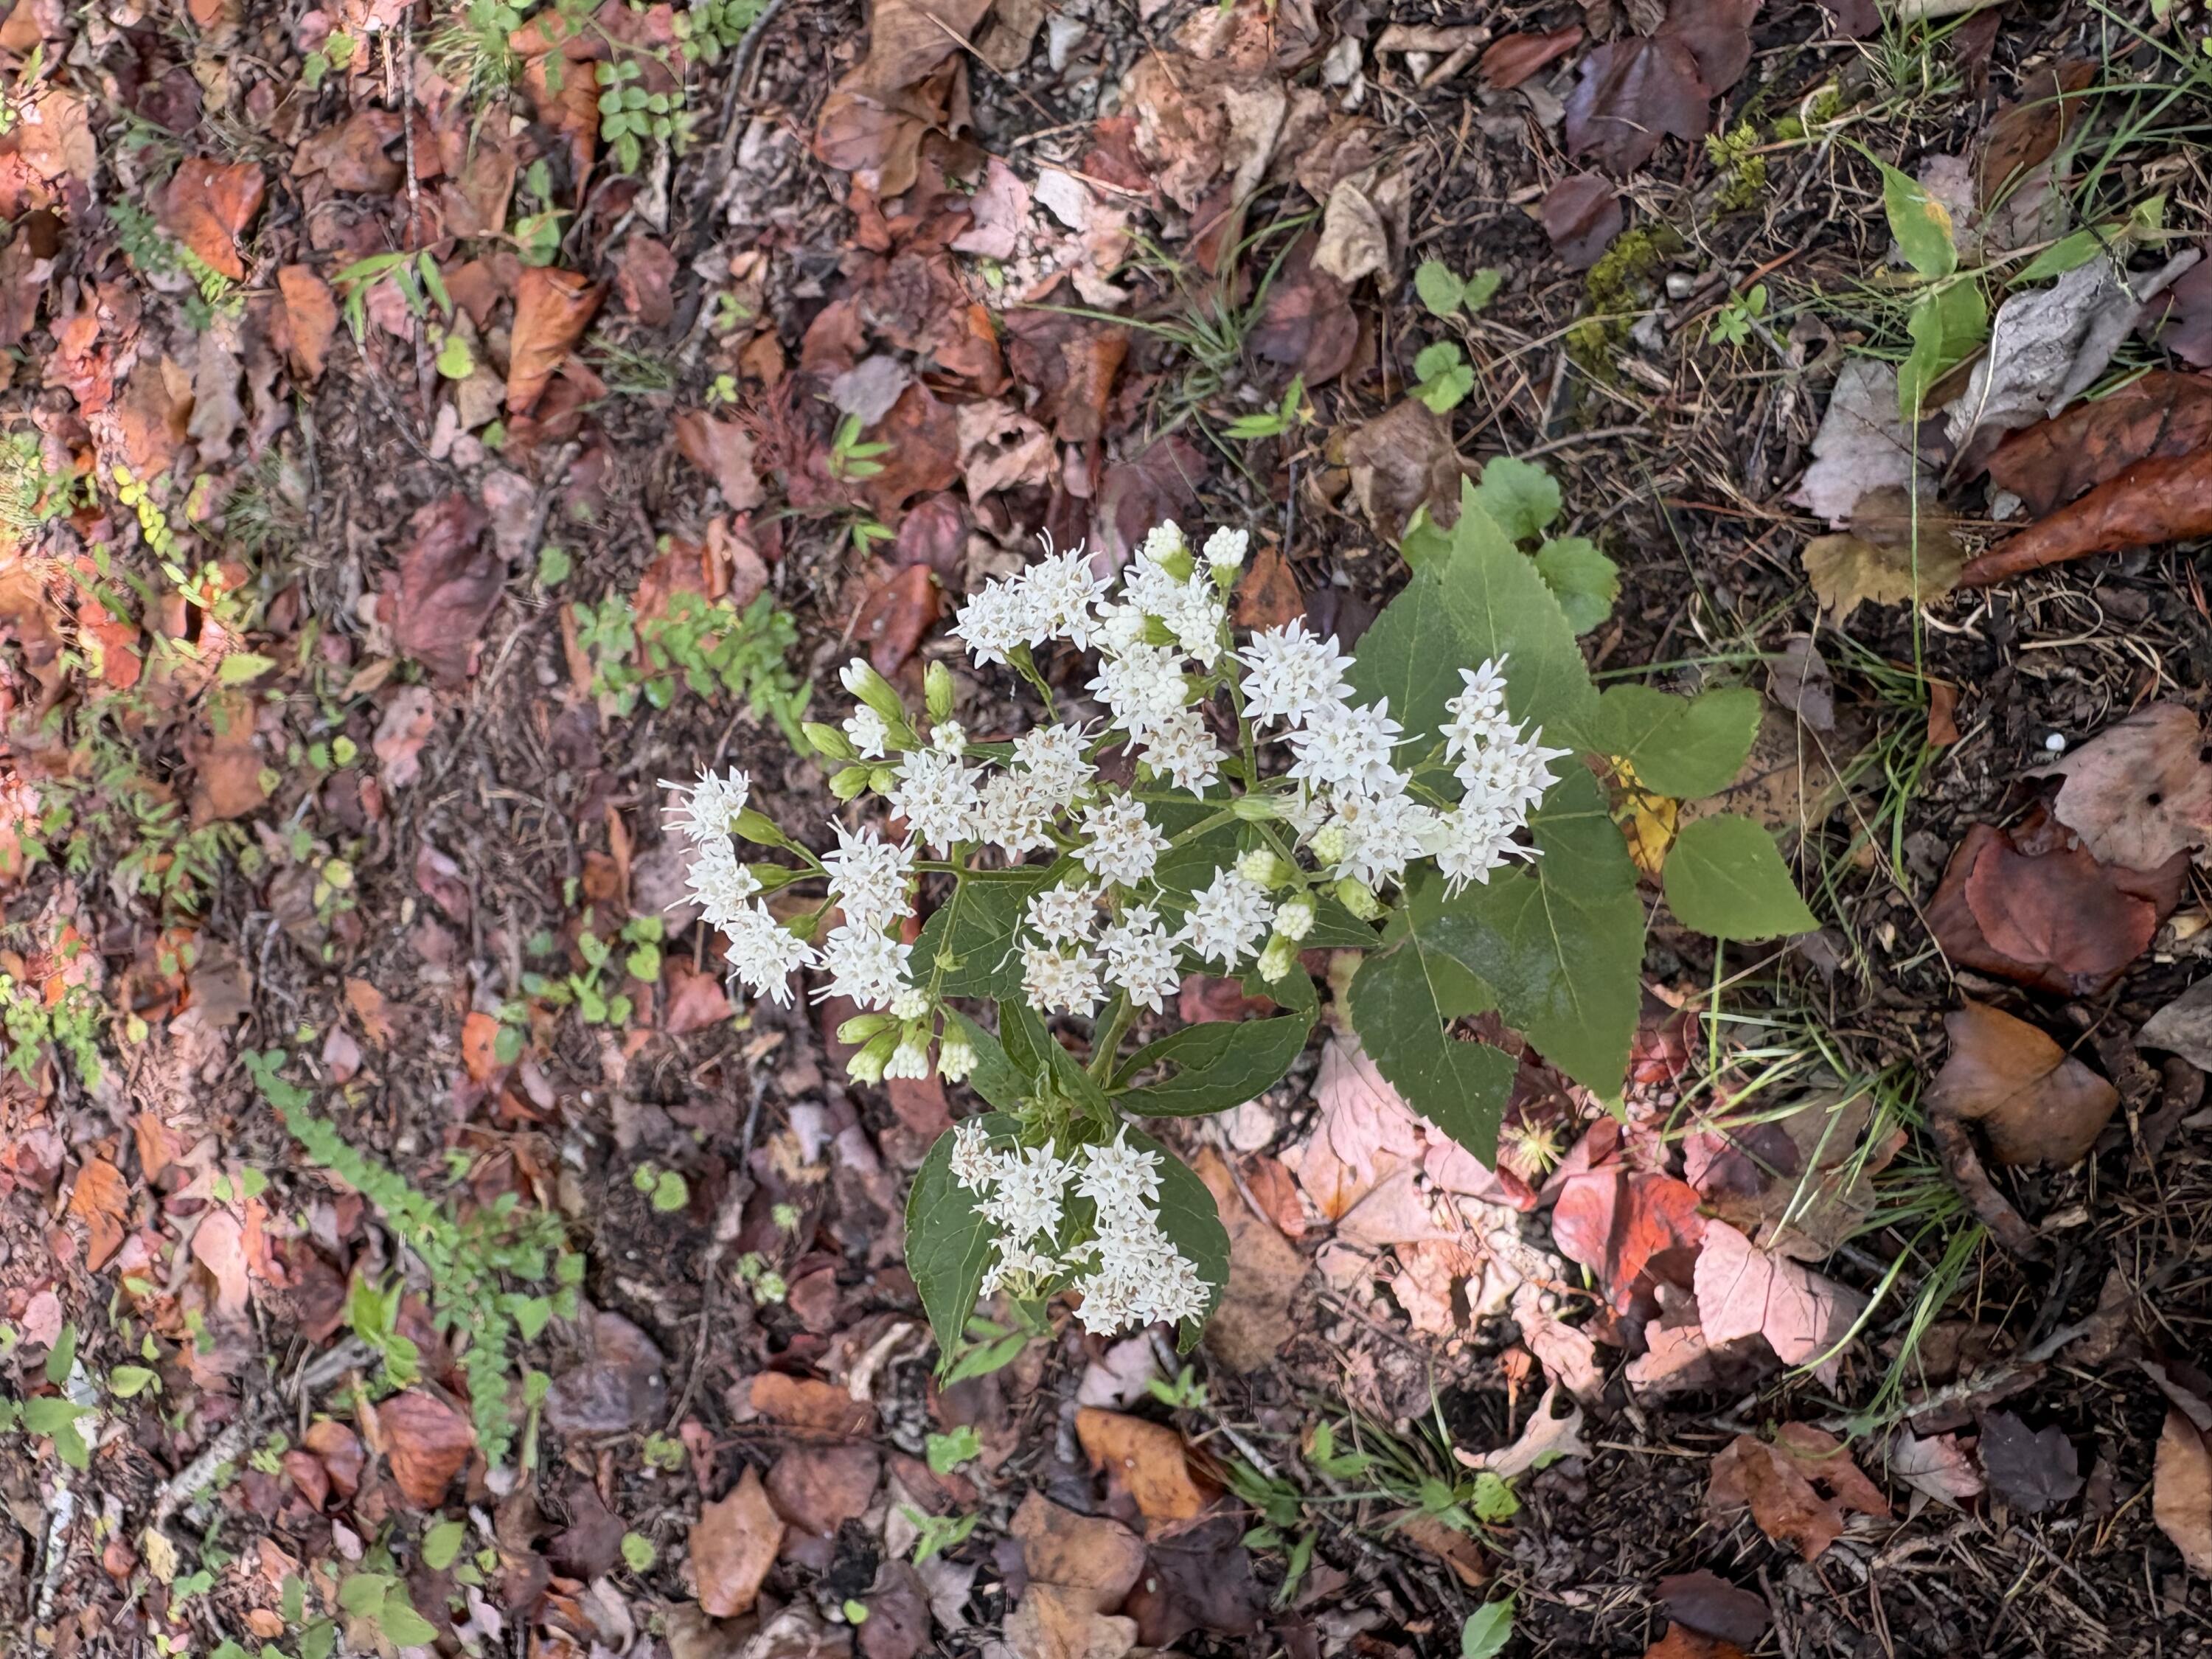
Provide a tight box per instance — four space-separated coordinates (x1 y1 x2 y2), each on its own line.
666 456 1817 1359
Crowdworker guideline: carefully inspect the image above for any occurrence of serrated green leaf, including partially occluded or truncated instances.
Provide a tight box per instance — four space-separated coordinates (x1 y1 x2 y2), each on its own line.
46 1321 77 1385
1113 1012 1314 1116
1586 684 1760 799
912 869 1052 997
1127 1130 1230 1352
1532 537 1619 635
1413 341 1463 381
1352 479 1599 759
422 1520 467 1571
1461 268 1503 312
1469 456 1560 542
107 1364 158 1399
1880 161 1959 280
1414 260 1465 317
1663 813 1819 941
1347 932 1516 1162
378 1588 439 1648
907 1114 1019 1356
338 1573 393 1618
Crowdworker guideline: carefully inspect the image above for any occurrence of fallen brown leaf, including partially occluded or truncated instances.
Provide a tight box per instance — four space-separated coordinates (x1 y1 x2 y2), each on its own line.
1549 1167 1705 1313
276 265 338 384
1961 442 2212 588
161 156 265 281
2156 1406 2212 1575
186 691 270 826
1978 59 2096 202
1004 1491 1147 1659
2042 701 2212 872
1889 1430 1986 1507
1342 399 1462 542
1456 1382 1589 1478
1540 173 1622 272
692 1464 785 1617
67 1157 131 1271
507 267 605 416
1123 1516 1265 1646
1234 542 1303 627
1693 1219 1864 1385
1986 370 2212 515
852 563 939 677
378 1388 475 1508
768 1444 883 1537
1929 1001 2119 1169
1655 1571 1770 1649
392 495 501 687
1705 1424 1888 1562
1644 1630 1749 1659
1978 1409 2082 1514
674 411 764 511
2139 257 2212 369
1801 488 1966 618
1564 0 1756 178
750 1371 877 1437
1480 27 1583 90
1075 1408 1216 1524
1190 1144 1304 1371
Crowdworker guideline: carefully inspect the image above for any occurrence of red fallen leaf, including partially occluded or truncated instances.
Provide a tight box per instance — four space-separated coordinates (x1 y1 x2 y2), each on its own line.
1928 1001 2119 1169
1549 1169 1705 1312
461 1009 504 1082
305 1418 365 1498
1986 371 2212 514
664 960 732 1034
378 1388 475 1508
1564 35 1711 176
1002 311 1130 442
506 267 605 416
344 977 396 1047
392 494 499 686
1246 241 1358 388
1179 974 1275 1024
192 1209 251 1318
674 411 764 511
161 156 265 280
1644 1630 1749 1659
2044 700 2212 872
749 1371 877 1437
1978 59 2097 202
2140 256 2212 369
276 265 338 384
1481 26 1583 90
860 383 964 514
691 1464 785 1616
852 563 938 675
1961 441 2212 588
1540 173 1622 272
1234 543 1304 628
1705 1423 1888 1561
67 1156 130 1271
1927 807 2184 997
890 493 967 580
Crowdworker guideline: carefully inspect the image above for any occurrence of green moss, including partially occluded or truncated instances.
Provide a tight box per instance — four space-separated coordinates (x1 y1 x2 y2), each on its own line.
1705 124 1769 215
1570 225 1683 385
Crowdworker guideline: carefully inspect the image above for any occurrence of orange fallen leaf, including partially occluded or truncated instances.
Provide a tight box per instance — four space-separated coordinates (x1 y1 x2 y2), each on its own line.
1234 541 1304 628
344 977 394 1047
277 265 338 383
161 156 265 281
691 1464 784 1617
1074 1408 1216 1524
192 1209 251 1319
461 1009 504 1082
378 1389 476 1508
1705 1425 1888 1562
507 266 605 415
68 1156 131 1270
1928 1001 2119 1169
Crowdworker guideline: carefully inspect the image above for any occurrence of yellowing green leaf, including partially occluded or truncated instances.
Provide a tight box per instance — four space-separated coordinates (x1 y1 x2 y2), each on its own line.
1881 161 1959 280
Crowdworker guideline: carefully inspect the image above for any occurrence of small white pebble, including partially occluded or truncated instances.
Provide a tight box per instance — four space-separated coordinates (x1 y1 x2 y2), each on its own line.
2045 732 2067 754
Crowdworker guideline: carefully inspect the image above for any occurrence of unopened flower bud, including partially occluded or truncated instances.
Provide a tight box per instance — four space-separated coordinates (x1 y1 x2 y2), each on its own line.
931 720 967 756
925 660 956 724
1231 792 1281 823
1334 877 1385 920
1311 825 1349 867
839 657 906 726
936 1028 977 1082
846 1029 900 1085
830 765 872 801
838 1012 895 1045
1203 526 1248 582
1273 892 1316 941
884 1026 932 1079
748 862 805 892
803 721 856 761
732 808 789 847
1256 936 1298 982
868 764 898 795
1237 848 1291 888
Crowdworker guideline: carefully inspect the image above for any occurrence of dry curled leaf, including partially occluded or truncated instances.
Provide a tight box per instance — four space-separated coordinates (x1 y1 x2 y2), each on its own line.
1801 488 1966 618
68 1157 131 1271
1705 1424 1888 1562
2042 701 2212 872
1986 369 2212 515
392 495 500 687
161 156 265 281
1962 442 2212 588
378 1389 476 1508
1693 1218 1865 1385
1540 173 1623 271
1075 1408 1216 1523
1480 27 1583 90
2156 1407 2212 1575
506 266 605 416
1929 1001 2119 1169
691 1464 785 1616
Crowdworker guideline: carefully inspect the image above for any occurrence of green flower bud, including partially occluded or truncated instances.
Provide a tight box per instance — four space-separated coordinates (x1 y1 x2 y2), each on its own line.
1237 848 1292 888
1256 936 1298 982
732 807 790 846
803 721 856 761
1334 877 1385 920
925 660 956 724
839 657 907 726
748 862 807 892
830 765 872 801
846 1029 900 1084
869 764 899 795
838 1012 895 1045
1311 825 1349 867
1231 792 1281 822
1273 892 1316 941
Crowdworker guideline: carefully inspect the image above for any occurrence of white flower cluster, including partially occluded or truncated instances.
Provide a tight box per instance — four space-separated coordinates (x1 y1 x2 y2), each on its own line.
948 1121 1208 1335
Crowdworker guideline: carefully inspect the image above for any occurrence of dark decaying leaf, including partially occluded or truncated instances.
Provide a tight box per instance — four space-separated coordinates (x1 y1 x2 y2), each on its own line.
1656 1571 1771 1648
1124 1516 1265 1646
1961 442 2212 588
378 1389 475 1508
1978 59 2097 202
1540 173 1623 271
2138 254 2212 369
1929 1001 2119 1170
1986 370 2212 514
1480 27 1584 91
853 563 939 675
392 495 501 687
1563 34 1711 175
1977 1410 2083 1515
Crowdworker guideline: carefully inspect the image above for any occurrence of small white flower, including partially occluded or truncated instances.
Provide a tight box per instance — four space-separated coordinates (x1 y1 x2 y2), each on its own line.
821 821 914 934
884 1030 932 1079
844 706 890 758
1138 704 1223 792
1026 883 1101 946
1020 939 1105 1016
663 768 751 844
683 836 761 931
815 924 914 1011
1203 526 1249 571
1099 906 1181 1012
931 720 969 756
1181 866 1273 968
981 1239 1061 1296
952 577 1036 668
1235 624 1354 730
1324 790 1435 890
1423 800 1534 894
981 1144 1074 1243
972 771 1059 858
1440 658 1512 755
720 904 818 1006
949 1119 1001 1191
1077 795 1168 888
1010 722 1093 809
1026 547 1112 648
1141 521 1186 564
887 748 980 854
1087 644 1189 744
937 1027 978 1082
1079 1130 1163 1225
1287 696 1404 798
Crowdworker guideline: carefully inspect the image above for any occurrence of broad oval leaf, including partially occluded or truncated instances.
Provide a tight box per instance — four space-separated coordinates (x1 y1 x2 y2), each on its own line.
1113 1012 1316 1116
1590 683 1761 799
1880 160 1959 281
1125 1128 1231 1352
906 1113 1020 1354
1663 812 1820 941
912 869 1052 997
1347 934 1517 1162
1533 536 1619 635
1469 455 1561 543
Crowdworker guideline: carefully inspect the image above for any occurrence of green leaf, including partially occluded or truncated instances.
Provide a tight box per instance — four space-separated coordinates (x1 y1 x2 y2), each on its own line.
1898 280 1987 418
1532 537 1619 635
1470 1470 1518 1520
1412 366 1473 413
1663 813 1819 941
435 332 476 380
1129 1130 1230 1352
1461 1597 1515 1659
1880 160 1959 279
1414 260 1465 317
925 1425 983 1473
216 652 277 686
46 1321 77 1385
1352 479 1599 758
25 1395 88 1438
422 1520 467 1571
538 545 572 586
1461 268 1503 313
1112 1012 1315 1116
1411 770 1643 1102
945 1009 1029 1110
1468 456 1560 542
907 1114 1019 1356
913 869 1052 997
378 1587 439 1649
1587 684 1760 799
107 1365 158 1399
2011 228 2102 284
338 1573 393 1618
1347 932 1517 1162
650 1169 689 1212
1412 341 1463 382
621 1531 658 1571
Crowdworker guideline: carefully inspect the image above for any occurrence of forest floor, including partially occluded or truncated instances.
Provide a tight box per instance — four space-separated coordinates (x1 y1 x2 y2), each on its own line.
1 0 2211 1656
